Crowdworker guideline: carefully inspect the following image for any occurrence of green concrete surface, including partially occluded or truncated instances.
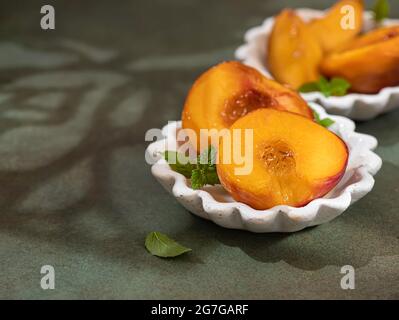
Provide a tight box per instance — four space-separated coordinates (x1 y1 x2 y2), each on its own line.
0 0 398 299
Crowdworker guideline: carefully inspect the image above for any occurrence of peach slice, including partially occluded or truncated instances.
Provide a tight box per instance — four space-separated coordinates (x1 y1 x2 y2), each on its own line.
217 109 348 210
309 0 364 53
182 61 313 151
341 25 399 51
321 25 399 93
267 10 323 89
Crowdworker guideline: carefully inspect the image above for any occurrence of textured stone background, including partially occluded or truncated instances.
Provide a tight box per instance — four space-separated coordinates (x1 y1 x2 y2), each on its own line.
0 0 398 299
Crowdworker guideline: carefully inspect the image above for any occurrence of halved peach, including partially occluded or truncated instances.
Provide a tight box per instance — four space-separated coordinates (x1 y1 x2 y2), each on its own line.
182 61 313 151
309 0 364 53
268 10 323 89
321 26 399 93
217 109 348 210
341 25 399 51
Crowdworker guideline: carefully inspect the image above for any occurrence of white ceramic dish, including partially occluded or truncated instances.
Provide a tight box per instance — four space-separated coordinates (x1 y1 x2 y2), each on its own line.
235 9 399 121
146 103 382 233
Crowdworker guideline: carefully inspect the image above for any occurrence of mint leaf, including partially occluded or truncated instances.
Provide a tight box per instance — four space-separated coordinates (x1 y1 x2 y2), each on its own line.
164 151 194 178
373 0 389 22
318 76 331 97
298 82 319 94
318 118 335 128
145 231 191 258
299 77 351 97
312 109 335 128
330 77 351 96
205 167 220 185
191 168 206 189
192 146 220 189
313 109 321 122
199 144 217 165
164 146 220 190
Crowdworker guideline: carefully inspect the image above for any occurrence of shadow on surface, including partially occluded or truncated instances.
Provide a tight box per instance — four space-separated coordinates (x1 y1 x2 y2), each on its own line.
176 162 399 271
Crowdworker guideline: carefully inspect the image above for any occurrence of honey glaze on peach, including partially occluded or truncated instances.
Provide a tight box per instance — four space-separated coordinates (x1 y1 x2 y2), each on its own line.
257 140 296 175
221 89 275 126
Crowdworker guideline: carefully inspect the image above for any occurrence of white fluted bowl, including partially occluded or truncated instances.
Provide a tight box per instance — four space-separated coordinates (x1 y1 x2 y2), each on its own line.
235 9 399 121
146 103 382 233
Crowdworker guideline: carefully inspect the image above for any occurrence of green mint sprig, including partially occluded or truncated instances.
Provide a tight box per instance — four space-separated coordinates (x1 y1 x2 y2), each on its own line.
299 77 351 97
373 0 390 23
164 146 220 190
311 108 335 128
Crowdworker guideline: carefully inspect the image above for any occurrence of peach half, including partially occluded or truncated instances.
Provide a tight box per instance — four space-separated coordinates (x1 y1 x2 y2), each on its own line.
268 10 323 89
309 0 364 53
321 25 399 93
216 109 348 210
182 61 313 151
